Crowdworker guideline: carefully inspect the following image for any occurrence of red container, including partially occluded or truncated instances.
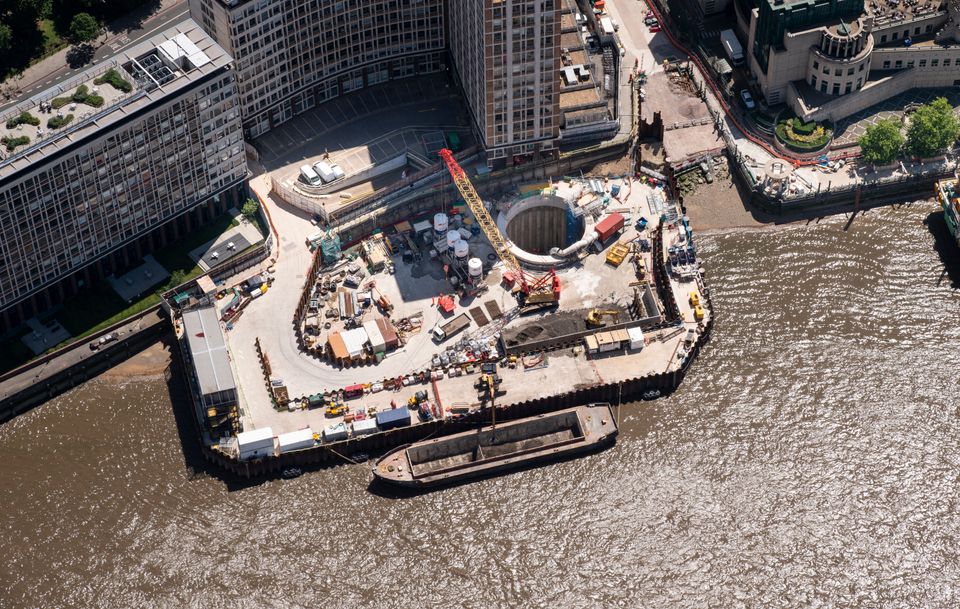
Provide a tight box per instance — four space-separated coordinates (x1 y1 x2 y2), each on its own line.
594 212 625 242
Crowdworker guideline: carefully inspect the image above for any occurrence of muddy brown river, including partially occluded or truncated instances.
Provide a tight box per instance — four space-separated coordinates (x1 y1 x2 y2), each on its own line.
2 204 959 608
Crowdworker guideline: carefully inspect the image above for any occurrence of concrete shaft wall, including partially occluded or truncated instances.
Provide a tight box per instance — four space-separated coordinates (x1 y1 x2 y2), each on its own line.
506 205 568 255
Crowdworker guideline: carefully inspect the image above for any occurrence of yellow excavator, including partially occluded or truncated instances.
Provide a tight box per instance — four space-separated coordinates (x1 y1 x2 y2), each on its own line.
586 309 620 327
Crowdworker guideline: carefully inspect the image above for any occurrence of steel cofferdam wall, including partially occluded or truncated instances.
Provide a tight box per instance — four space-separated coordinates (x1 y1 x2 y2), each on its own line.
200 262 715 479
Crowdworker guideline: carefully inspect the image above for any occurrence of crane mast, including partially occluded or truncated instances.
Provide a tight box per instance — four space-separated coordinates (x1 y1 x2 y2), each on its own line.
438 148 560 306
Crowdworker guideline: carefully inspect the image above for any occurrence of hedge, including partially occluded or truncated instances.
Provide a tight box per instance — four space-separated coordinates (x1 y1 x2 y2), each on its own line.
94 68 132 93
47 114 75 130
1 135 30 151
5 112 40 129
51 85 104 110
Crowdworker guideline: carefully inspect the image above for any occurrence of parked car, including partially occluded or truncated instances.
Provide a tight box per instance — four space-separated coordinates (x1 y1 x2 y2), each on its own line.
649 25 661 33
739 89 756 110
89 333 118 351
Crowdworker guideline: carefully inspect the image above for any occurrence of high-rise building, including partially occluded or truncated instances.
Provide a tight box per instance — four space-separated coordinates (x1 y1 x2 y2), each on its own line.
189 0 447 139
0 20 246 329
448 0 561 169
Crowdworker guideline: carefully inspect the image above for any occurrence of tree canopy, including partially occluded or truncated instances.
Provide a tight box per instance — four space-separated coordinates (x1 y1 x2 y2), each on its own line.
906 97 960 158
241 198 260 219
69 12 100 43
858 118 904 165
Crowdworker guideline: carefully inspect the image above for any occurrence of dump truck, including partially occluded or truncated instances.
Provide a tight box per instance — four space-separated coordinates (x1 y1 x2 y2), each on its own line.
431 312 470 342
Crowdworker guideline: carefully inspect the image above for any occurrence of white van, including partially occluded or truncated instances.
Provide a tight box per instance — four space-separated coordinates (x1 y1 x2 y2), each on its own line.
313 161 336 183
300 165 322 185
331 164 345 179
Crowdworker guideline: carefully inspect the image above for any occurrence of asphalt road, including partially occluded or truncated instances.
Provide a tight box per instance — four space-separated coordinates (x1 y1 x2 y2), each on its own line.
1 1 190 114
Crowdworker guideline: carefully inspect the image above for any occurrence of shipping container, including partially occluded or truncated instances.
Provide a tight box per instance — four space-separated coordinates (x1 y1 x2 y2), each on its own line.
594 212 625 242
343 384 365 399
237 427 274 460
376 318 400 350
627 327 645 350
376 407 412 430
277 428 315 453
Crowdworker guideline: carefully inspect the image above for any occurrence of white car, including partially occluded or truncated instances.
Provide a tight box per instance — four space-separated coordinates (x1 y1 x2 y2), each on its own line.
739 89 756 110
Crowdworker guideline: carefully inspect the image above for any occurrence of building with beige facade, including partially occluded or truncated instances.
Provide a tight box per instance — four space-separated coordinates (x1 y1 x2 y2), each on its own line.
448 0 561 168
0 20 246 329
734 0 960 121
189 0 447 139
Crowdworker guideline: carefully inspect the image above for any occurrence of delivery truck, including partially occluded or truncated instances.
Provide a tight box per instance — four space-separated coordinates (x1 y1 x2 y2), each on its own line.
720 30 744 65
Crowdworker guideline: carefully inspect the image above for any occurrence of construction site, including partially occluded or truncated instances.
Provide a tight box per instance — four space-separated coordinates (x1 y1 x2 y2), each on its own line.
166 148 712 471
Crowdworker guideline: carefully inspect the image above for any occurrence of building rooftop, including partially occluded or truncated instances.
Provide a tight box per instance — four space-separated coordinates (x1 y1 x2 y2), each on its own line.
0 18 232 181
865 0 945 24
183 306 236 397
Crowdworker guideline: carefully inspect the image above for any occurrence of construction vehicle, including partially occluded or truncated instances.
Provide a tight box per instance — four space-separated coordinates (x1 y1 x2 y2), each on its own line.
475 373 503 404
439 149 560 309
586 309 620 327
407 390 429 409
325 402 349 417
689 291 700 307
606 243 629 267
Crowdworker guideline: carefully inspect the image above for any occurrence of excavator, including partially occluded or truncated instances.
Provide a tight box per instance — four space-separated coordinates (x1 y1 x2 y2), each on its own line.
439 149 560 309
586 309 620 327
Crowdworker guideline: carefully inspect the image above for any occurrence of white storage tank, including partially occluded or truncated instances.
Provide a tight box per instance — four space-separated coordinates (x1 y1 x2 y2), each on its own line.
468 257 483 278
446 231 461 250
454 239 469 260
237 427 274 460
433 213 449 232
277 428 315 453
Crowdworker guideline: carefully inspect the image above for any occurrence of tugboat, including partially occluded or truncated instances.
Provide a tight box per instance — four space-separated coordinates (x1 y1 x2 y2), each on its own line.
937 173 960 248
372 403 618 489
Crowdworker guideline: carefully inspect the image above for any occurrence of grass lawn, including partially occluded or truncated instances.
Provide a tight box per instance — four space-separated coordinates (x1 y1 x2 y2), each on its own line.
37 19 69 61
55 212 248 344
0 211 257 374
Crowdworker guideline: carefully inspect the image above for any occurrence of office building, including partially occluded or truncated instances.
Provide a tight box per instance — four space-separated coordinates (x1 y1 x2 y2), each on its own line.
448 0 562 168
735 0 960 121
0 20 246 329
189 0 447 139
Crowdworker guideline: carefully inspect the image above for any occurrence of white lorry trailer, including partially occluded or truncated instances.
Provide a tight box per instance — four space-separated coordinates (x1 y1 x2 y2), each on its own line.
720 30 744 65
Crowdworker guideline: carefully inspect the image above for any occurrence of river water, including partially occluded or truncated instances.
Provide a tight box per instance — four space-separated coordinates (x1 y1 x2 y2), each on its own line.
2 204 960 609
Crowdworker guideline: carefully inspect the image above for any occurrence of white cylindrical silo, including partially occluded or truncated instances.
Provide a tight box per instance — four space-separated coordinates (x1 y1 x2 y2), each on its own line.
454 240 469 260
446 231 461 250
434 213 448 232
468 257 483 278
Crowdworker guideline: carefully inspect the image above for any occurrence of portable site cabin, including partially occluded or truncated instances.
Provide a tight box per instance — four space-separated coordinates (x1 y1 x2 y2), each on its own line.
277 428 315 453
363 320 386 353
323 422 349 442
376 318 399 350
341 328 369 358
237 427 274 460
327 332 350 363
584 334 599 355
352 418 378 436
627 327 645 350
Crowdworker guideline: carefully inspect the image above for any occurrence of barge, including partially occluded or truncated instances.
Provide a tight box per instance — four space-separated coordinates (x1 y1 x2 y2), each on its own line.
937 174 960 248
372 403 618 488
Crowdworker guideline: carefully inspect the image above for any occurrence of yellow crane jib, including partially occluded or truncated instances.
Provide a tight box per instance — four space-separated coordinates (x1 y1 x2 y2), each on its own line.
438 148 560 305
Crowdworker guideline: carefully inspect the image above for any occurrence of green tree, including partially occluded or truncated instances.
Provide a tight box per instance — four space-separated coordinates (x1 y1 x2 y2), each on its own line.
858 118 904 165
0 23 12 54
161 269 188 293
69 12 99 43
906 97 960 158
241 197 260 219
